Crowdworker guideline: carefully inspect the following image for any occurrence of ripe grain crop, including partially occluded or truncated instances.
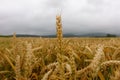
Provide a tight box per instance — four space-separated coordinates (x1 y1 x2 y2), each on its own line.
0 15 120 80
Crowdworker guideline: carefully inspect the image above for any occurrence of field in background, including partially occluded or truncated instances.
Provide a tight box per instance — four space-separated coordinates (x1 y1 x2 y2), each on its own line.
0 15 120 80
0 37 120 80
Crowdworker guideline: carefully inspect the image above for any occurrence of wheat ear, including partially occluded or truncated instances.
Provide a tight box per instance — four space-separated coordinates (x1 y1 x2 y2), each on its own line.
56 14 65 80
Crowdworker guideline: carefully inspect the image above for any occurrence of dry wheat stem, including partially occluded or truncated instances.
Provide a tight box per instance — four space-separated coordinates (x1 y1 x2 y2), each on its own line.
15 55 21 80
41 69 53 80
101 60 120 67
56 14 65 80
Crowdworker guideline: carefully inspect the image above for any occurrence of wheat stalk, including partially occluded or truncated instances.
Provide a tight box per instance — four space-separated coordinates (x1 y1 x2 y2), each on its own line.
56 14 65 80
77 45 105 78
15 55 21 80
101 60 120 67
23 42 33 79
41 69 53 80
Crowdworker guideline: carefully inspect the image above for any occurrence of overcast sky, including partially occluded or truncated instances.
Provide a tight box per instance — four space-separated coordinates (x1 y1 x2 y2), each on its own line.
0 0 120 35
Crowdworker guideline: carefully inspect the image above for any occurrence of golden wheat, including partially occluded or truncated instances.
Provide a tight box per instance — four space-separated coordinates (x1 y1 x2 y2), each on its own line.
0 15 120 80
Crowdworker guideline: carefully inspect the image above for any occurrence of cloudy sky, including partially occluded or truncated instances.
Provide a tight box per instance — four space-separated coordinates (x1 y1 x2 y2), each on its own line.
0 0 120 35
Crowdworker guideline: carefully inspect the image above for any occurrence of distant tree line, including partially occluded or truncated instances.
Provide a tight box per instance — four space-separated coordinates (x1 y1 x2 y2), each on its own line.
106 34 117 37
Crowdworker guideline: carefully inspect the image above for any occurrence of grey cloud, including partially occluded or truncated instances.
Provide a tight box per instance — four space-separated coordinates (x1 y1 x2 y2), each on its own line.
44 0 64 8
0 0 120 35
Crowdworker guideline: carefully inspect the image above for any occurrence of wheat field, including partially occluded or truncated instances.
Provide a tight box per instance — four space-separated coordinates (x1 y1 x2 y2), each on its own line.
0 15 120 80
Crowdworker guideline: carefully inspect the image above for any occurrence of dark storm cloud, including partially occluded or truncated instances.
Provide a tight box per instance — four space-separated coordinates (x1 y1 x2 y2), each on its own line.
0 0 120 35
